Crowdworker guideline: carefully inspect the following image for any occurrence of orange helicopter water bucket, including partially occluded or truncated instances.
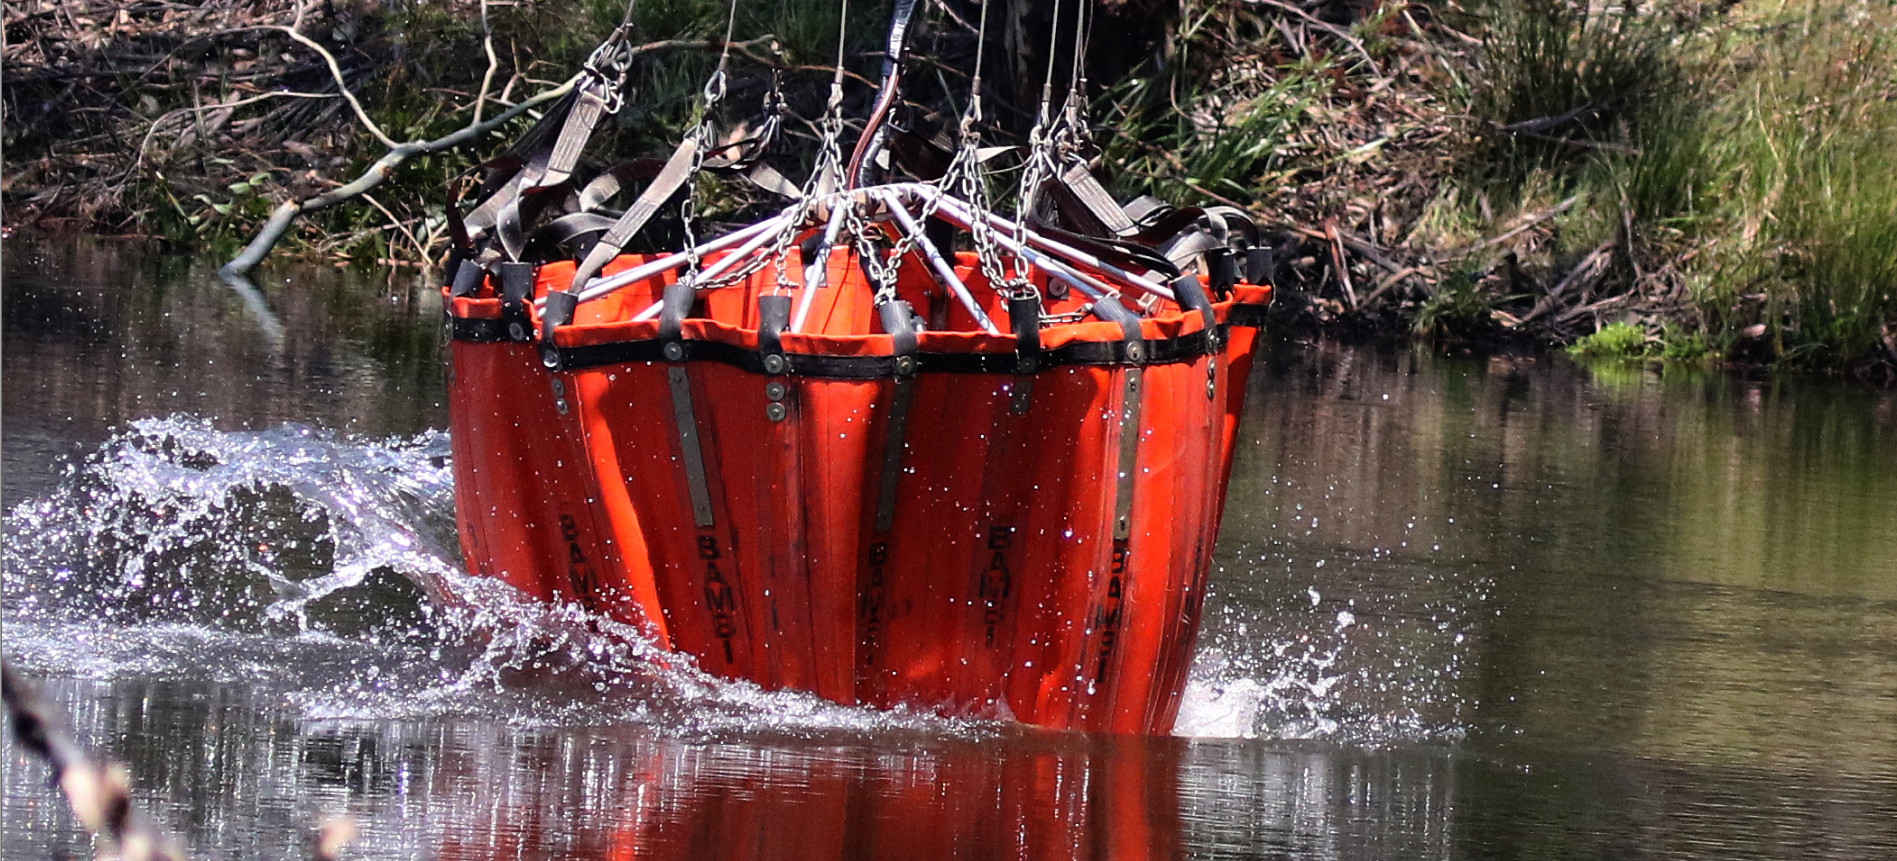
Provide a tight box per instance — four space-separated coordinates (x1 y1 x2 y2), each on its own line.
445 187 1270 733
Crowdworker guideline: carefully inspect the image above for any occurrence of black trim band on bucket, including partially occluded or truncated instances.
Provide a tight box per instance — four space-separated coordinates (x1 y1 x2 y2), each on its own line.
535 326 1223 378
451 301 1271 378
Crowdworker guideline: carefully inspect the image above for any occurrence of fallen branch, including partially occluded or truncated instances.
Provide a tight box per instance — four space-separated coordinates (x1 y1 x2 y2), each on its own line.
1324 218 1358 309
264 22 398 148
1516 241 1613 327
1358 265 1427 308
219 74 576 277
221 35 778 278
1289 223 1407 275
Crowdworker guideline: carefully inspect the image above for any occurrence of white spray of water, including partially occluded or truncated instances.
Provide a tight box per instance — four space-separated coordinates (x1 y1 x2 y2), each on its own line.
0 417 976 739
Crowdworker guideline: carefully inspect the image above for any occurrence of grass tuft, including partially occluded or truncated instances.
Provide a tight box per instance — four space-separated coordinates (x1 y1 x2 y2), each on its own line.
1569 320 1649 359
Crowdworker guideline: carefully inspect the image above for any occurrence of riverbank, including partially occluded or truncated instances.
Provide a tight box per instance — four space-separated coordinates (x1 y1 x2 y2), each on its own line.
4 0 1892 380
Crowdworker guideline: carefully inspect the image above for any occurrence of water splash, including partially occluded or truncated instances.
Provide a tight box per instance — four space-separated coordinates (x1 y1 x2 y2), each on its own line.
2 416 1467 743
1172 558 1480 745
0 417 959 740
3 416 456 632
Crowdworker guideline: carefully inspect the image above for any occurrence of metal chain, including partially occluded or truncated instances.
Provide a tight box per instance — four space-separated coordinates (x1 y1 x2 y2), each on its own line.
845 204 895 304
768 82 848 293
677 0 741 281
872 170 956 293
761 0 854 295
678 59 733 277
938 0 1030 300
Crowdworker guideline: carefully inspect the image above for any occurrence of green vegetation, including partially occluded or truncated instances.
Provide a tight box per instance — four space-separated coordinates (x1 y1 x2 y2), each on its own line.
1568 321 1648 359
1684 3 1897 371
1436 0 1897 378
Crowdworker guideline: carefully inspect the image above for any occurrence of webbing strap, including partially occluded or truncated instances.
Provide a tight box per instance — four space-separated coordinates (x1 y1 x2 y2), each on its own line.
1111 366 1144 541
1125 205 1206 246
1056 162 1137 236
1035 223 1182 279
1160 230 1226 269
668 366 716 528
872 282 921 534
527 211 621 249
564 137 702 298
1168 273 1218 336
528 82 613 191
1009 294 1042 413
744 162 802 200
577 159 665 212
461 171 527 244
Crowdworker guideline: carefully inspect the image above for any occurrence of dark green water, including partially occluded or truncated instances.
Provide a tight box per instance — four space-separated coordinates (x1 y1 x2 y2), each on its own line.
3 241 1894 859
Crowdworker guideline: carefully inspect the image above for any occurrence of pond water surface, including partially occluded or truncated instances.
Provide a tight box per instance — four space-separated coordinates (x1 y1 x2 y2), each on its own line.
3 241 1894 860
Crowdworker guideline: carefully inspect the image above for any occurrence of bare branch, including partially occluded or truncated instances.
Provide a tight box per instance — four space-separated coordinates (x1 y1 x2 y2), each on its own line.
266 24 399 148
1450 194 1585 257
475 0 499 125
222 35 780 278
3 660 188 861
363 192 428 259
132 90 334 178
222 73 581 277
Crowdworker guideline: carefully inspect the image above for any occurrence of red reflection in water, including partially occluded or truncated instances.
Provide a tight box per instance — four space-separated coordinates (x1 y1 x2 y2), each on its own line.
433 733 1183 861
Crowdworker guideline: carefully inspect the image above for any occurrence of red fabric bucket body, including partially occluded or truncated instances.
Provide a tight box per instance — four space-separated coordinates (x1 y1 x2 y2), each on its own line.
445 249 1270 733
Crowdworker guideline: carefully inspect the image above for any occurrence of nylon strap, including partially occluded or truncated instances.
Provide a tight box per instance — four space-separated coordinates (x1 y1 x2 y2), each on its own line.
577 159 666 212
1054 162 1137 236
531 82 614 190
565 137 702 296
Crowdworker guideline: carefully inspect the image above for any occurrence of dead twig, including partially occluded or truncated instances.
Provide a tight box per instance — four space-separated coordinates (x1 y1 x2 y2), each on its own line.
1451 193 1584 257
131 90 334 178
2 659 187 861
1324 218 1358 309
1289 224 1407 275
474 0 499 125
262 23 398 149
362 192 428 260
220 74 576 277
1243 0 1381 74
1516 241 1613 326
1359 265 1428 308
